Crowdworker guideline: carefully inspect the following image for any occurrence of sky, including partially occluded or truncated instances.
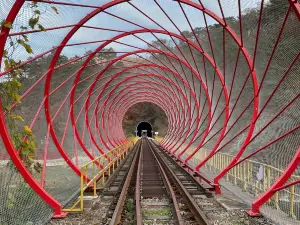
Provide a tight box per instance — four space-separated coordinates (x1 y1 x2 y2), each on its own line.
0 0 262 72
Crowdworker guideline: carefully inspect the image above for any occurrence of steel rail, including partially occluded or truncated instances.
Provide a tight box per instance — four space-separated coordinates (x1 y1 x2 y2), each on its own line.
109 140 141 225
135 139 143 225
145 139 184 225
150 140 210 225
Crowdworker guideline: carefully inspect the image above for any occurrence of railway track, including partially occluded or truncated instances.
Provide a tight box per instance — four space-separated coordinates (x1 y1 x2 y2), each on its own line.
149 140 211 224
48 138 276 225
135 138 183 224
109 138 211 225
99 140 142 224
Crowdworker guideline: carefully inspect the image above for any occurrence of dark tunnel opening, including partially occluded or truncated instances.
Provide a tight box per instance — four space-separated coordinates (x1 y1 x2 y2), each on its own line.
136 122 153 137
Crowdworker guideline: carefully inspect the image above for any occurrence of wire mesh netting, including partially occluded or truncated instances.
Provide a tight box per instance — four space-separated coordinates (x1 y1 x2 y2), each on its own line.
0 138 53 225
0 0 299 224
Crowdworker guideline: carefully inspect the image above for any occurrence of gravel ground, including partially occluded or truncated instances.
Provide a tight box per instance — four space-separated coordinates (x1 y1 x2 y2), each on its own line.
195 197 275 225
47 145 276 225
47 195 114 225
141 197 173 225
48 196 276 225
177 198 198 225
208 210 275 225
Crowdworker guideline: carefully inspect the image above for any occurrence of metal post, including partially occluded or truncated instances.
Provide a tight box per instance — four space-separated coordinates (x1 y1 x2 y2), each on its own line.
92 163 95 179
92 163 96 196
85 167 88 185
243 162 247 191
275 191 279 209
204 150 207 169
248 161 251 188
275 170 280 209
222 154 225 170
98 158 101 172
234 166 237 185
237 164 240 183
255 181 259 196
226 156 229 181
80 170 84 211
267 166 271 203
263 165 266 192
290 185 295 217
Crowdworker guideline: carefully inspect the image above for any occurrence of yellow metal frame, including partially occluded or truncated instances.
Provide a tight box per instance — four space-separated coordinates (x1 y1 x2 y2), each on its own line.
155 136 164 143
133 136 139 144
63 140 134 212
191 148 300 217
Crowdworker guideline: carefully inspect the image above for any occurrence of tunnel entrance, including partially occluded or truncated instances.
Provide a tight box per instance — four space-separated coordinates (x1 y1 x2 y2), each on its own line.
136 122 152 137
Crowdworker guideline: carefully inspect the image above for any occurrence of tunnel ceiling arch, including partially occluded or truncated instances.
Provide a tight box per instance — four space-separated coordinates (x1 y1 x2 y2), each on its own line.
0 0 299 222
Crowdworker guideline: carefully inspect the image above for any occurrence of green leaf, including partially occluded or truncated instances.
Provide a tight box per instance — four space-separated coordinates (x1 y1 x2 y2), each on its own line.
17 39 25 45
5 106 11 112
22 34 29 42
28 16 39 29
1 20 12 29
24 126 33 136
21 140 36 155
51 6 59 14
3 49 8 57
14 93 21 103
34 10 40 15
30 2 38 8
14 68 21 76
4 22 12 29
24 44 33 54
10 41 14 46
37 24 45 31
17 39 33 54
9 59 16 67
21 145 30 155
29 140 36 150
9 114 24 121
4 59 10 71
16 115 24 121
11 79 22 89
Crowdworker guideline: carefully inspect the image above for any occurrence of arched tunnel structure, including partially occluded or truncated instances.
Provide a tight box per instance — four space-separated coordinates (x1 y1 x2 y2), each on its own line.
0 0 299 224
136 121 153 137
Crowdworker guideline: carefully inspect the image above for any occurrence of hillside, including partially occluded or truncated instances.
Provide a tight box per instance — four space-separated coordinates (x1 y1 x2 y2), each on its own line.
122 102 168 137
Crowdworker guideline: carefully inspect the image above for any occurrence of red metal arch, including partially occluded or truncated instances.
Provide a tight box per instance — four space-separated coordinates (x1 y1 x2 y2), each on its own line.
98 78 190 146
93 65 199 147
99 78 192 146
0 0 299 220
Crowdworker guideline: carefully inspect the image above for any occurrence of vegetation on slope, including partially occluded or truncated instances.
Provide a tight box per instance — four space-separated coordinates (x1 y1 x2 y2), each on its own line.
123 102 168 137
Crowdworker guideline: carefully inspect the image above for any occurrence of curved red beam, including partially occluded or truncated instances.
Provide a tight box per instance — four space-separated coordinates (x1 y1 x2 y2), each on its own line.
1 0 298 220
99 79 190 147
